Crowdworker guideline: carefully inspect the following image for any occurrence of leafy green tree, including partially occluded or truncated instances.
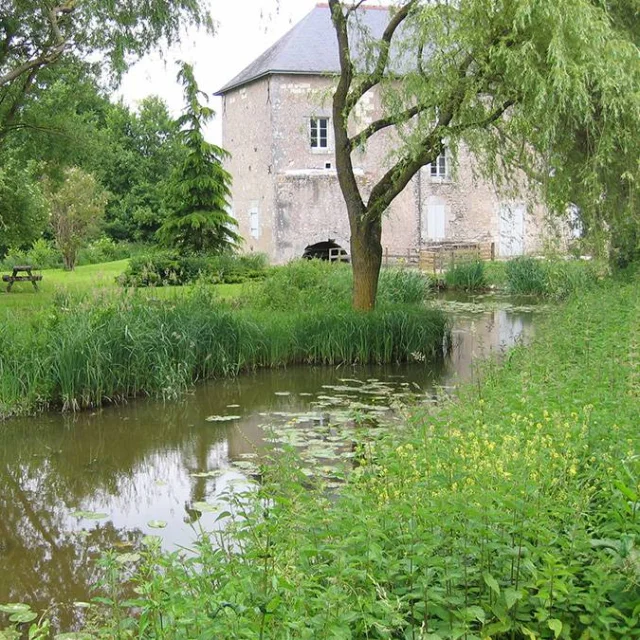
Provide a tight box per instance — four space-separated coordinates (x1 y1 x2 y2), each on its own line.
98 97 186 242
157 64 240 254
0 154 48 255
46 167 108 270
0 0 212 142
327 0 639 309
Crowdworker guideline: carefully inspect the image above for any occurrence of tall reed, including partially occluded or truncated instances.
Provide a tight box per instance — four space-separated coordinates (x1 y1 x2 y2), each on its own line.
0 289 447 417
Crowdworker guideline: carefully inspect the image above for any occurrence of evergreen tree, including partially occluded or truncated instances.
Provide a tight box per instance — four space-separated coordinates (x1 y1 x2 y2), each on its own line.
157 63 240 254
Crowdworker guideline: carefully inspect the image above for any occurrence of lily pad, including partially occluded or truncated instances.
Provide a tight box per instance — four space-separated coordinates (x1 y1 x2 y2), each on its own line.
70 510 109 520
116 553 141 564
147 520 167 529
206 415 242 422
192 501 218 513
190 470 223 478
141 535 162 547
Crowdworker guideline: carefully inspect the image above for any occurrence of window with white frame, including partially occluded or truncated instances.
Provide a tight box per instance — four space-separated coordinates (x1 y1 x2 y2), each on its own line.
429 151 448 179
310 117 329 150
249 202 260 239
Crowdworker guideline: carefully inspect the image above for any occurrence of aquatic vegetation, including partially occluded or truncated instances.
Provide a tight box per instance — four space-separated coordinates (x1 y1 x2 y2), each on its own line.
444 259 487 291
250 259 432 311
0 289 448 417
505 256 599 298
77 277 640 639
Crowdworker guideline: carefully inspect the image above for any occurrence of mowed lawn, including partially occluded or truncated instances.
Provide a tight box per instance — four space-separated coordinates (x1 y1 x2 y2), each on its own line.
0 260 243 316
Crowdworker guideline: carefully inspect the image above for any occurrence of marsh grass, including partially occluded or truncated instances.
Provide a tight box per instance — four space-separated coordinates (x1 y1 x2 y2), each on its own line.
250 259 432 310
0 287 447 417
505 256 599 298
444 259 487 291
80 277 640 640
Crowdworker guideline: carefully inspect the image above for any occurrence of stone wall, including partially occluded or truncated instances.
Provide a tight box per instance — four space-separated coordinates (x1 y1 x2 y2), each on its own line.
221 74 552 263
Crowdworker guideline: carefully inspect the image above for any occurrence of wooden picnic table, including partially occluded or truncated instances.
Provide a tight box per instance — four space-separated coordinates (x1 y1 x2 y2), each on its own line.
2 265 43 292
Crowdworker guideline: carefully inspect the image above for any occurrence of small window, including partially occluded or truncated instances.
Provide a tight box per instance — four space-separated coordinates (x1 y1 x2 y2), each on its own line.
249 203 260 239
429 152 448 179
310 117 329 149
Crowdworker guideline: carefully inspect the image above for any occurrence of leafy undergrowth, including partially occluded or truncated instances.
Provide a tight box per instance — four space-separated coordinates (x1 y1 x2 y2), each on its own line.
73 276 640 640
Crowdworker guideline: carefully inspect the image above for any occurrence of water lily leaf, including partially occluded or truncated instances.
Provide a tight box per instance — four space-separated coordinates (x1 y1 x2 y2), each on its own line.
190 470 223 478
9 611 37 624
116 553 141 564
141 535 162 547
206 415 241 422
70 510 109 520
147 520 167 529
192 501 218 513
0 604 30 615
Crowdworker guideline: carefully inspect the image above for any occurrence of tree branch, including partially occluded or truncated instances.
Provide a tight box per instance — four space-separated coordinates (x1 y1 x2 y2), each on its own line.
349 100 436 150
0 3 72 89
346 0 368 17
344 0 419 115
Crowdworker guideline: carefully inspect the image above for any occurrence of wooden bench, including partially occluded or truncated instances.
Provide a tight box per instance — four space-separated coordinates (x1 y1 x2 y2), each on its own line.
2 265 43 292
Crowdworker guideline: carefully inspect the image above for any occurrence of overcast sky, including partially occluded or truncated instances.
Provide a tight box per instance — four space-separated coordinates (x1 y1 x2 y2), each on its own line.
118 0 319 143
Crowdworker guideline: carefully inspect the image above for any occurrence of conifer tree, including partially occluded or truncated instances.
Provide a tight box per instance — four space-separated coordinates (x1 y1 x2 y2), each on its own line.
157 63 240 254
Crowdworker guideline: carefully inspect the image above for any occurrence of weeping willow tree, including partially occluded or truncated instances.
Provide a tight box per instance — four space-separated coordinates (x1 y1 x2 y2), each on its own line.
328 0 639 310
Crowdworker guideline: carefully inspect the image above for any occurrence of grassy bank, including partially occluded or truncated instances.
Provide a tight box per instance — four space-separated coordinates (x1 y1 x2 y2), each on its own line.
79 275 639 639
0 286 447 418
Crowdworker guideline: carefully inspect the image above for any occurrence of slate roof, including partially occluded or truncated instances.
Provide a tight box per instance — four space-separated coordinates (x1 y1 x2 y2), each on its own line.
215 4 396 95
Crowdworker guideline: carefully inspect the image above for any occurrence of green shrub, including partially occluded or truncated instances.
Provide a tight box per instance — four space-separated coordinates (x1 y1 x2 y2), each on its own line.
251 259 352 310
1 239 62 269
506 257 598 298
76 237 139 266
119 251 270 287
444 259 487 290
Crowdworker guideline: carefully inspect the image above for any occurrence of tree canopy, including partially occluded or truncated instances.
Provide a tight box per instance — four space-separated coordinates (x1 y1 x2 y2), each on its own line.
0 0 212 141
328 0 640 309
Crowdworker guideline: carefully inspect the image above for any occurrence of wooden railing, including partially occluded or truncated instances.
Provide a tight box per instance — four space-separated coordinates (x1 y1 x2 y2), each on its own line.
418 242 495 273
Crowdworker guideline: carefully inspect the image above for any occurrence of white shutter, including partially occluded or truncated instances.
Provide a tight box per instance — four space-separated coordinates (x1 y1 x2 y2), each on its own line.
426 204 446 241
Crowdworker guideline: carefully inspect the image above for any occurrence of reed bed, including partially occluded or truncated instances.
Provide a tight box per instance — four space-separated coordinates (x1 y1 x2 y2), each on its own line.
0 289 447 417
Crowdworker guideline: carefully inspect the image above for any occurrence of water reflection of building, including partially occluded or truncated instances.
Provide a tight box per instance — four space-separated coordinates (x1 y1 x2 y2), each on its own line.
446 309 533 384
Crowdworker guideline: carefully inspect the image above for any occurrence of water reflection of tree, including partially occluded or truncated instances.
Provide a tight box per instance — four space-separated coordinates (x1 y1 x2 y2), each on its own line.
0 464 139 629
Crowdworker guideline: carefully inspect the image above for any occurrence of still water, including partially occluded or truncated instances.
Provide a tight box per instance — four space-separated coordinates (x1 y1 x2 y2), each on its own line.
0 303 536 628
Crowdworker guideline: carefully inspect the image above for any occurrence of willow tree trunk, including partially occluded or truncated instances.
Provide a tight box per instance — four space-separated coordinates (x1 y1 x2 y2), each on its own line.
349 215 383 311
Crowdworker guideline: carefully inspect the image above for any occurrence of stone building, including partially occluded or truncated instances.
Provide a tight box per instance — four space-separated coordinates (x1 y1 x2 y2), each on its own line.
215 3 550 264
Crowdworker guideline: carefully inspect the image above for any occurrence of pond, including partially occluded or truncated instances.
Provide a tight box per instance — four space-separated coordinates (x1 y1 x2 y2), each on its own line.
0 300 539 630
